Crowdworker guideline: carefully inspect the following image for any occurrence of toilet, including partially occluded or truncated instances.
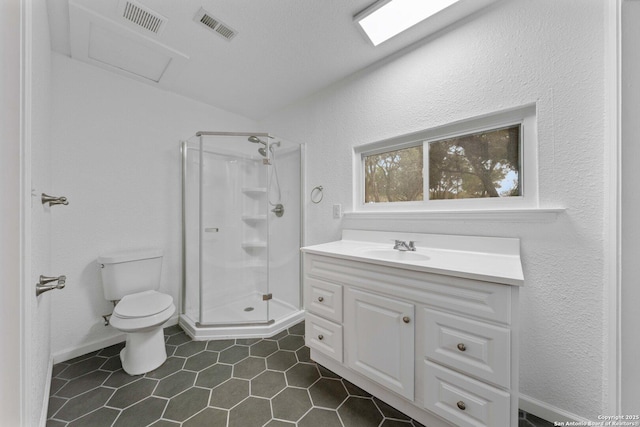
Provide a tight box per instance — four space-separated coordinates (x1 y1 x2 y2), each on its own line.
98 248 176 375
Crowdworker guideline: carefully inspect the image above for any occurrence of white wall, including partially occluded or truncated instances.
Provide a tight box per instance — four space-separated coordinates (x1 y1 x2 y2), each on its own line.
621 0 640 413
262 0 607 421
49 53 257 359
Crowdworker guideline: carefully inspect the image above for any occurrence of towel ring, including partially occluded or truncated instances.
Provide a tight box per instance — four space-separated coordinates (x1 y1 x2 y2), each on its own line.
311 186 324 204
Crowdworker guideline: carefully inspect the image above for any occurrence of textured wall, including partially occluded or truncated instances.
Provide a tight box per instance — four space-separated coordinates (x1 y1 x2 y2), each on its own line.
262 0 607 420
49 53 256 358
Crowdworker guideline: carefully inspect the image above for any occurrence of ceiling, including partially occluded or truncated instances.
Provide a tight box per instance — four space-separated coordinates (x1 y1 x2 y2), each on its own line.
47 0 498 120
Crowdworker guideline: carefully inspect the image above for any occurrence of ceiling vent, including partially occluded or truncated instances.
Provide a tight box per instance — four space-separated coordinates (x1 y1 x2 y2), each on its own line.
194 8 237 41
118 0 167 35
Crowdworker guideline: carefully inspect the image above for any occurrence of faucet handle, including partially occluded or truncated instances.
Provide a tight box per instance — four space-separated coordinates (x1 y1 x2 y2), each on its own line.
408 241 416 250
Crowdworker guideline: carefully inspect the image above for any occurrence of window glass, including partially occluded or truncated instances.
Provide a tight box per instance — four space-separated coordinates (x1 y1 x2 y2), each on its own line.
428 125 520 200
364 145 423 203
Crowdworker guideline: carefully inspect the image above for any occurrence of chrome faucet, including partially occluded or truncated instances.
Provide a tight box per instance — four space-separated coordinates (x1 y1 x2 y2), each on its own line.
393 240 416 251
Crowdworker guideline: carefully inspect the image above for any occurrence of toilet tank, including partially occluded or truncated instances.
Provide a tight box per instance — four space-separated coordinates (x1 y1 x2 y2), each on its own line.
98 248 163 301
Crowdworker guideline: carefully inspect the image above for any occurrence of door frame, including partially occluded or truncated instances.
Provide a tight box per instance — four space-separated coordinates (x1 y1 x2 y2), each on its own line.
20 0 36 423
0 0 27 424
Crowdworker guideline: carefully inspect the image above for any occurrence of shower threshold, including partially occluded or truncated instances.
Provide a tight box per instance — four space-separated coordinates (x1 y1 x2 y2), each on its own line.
179 293 304 341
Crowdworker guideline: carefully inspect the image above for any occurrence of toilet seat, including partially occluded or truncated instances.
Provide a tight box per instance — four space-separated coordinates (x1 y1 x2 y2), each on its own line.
110 290 175 333
114 290 173 319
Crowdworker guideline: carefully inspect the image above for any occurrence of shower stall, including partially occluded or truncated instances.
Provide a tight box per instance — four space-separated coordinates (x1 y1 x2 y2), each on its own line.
180 132 304 339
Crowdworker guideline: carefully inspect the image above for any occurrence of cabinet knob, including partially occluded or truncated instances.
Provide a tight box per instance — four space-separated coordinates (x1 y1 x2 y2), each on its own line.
456 401 466 411
402 316 410 324
457 343 466 352
318 334 324 341
318 296 324 302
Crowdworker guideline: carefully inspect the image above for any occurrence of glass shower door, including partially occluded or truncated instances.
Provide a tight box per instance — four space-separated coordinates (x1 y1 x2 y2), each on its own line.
197 133 270 325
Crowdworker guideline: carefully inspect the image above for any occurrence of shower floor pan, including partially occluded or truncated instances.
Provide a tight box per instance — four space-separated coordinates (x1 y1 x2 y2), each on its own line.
179 291 304 340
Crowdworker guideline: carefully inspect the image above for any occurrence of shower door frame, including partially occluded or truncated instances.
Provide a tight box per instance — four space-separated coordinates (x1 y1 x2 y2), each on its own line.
181 131 303 328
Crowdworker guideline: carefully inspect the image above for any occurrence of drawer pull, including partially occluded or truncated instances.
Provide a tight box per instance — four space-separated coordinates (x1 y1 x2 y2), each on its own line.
318 334 324 341
318 296 324 302
402 316 411 324
457 343 466 352
456 401 466 411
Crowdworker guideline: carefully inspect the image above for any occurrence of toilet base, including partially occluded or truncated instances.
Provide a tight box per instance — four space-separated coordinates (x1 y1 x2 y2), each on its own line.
120 327 167 375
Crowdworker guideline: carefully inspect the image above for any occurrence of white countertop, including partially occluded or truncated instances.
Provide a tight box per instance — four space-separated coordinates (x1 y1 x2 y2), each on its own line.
301 230 524 286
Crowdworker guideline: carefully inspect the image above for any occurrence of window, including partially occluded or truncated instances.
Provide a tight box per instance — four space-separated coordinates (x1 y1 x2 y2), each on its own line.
428 125 520 200
354 106 537 212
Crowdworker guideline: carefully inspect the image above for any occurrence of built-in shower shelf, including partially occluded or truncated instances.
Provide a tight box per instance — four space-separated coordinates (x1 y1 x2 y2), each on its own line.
242 187 267 195
242 215 267 222
242 241 267 249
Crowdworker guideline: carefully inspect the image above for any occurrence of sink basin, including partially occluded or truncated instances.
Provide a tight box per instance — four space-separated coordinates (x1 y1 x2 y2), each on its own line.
360 248 430 262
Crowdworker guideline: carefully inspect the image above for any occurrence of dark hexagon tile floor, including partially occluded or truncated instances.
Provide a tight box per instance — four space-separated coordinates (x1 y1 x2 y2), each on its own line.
48 321 552 427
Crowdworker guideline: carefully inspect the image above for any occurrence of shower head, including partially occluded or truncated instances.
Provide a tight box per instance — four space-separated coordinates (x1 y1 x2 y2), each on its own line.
248 136 267 146
258 147 267 157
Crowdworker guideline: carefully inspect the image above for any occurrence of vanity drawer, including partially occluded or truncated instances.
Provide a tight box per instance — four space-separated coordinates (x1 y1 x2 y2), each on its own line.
304 277 342 323
424 361 510 427
305 313 343 363
423 308 510 388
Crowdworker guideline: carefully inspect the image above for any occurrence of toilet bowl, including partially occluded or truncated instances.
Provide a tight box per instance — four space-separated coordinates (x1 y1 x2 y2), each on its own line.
98 249 175 376
109 290 176 375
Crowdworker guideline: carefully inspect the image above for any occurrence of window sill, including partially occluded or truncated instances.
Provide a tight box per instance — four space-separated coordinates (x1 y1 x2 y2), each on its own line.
343 208 565 223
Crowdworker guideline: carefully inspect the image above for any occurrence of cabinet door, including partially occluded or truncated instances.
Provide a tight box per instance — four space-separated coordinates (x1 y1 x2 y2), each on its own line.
344 288 415 400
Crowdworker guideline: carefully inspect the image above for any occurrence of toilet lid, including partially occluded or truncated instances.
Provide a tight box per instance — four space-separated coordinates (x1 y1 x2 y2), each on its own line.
114 290 173 319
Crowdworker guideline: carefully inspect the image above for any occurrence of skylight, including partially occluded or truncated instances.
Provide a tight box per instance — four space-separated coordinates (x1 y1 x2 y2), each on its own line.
355 0 460 46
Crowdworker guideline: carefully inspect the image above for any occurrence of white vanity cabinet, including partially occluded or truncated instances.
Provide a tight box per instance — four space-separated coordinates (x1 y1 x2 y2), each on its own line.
302 231 522 427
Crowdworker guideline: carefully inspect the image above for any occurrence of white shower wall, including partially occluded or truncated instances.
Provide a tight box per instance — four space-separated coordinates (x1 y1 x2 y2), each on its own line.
185 145 268 324
268 145 302 311
200 152 265 310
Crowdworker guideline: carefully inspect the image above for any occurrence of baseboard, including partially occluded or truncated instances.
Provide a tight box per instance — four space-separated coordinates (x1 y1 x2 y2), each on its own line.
38 356 53 427
520 394 591 424
53 333 126 364
52 314 180 363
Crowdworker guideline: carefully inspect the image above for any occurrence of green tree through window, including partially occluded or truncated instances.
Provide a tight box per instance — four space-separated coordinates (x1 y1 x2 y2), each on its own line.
364 146 423 203
428 125 520 199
